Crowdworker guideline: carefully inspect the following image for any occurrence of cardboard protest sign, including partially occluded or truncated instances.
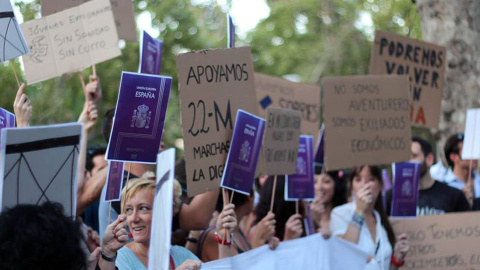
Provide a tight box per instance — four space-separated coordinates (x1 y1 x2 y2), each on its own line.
202 234 369 270
138 30 163 75
148 148 175 270
314 123 325 167
227 14 235 48
221 110 265 195
106 72 171 164
0 0 29 62
390 212 480 270
322 75 411 170
40 0 137 41
0 108 15 143
285 135 314 201
21 0 121 84
103 161 124 202
369 30 446 128
263 108 301 175
0 123 82 217
391 162 421 217
255 73 321 142
461 109 480 159
176 47 259 197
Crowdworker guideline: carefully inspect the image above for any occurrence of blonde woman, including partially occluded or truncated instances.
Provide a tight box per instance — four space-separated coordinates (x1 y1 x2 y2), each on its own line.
100 173 237 270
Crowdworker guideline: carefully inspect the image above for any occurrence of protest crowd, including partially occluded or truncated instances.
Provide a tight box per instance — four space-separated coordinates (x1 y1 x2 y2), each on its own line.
1 1 480 270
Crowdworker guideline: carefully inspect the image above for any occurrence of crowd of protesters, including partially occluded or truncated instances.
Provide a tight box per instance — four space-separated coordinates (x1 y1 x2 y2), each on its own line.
0 74 477 270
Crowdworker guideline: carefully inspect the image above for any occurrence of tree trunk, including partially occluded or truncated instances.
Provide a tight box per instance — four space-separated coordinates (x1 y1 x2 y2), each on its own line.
416 0 480 161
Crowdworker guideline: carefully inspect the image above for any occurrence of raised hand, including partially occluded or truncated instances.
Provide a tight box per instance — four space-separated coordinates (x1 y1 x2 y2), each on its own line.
393 233 409 264
283 213 303 241
216 203 237 242
355 183 373 215
251 212 276 248
101 214 128 257
13 84 32 127
83 75 102 104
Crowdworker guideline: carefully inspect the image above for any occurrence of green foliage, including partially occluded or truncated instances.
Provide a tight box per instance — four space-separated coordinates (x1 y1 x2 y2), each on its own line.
0 0 228 157
249 0 371 85
0 0 423 154
359 0 422 39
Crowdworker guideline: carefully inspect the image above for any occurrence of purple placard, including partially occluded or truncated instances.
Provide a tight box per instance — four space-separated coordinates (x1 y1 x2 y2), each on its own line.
314 124 324 166
104 161 125 202
391 162 421 217
285 135 315 201
139 30 163 75
0 108 15 143
304 204 316 236
106 72 171 163
221 110 266 195
227 14 235 48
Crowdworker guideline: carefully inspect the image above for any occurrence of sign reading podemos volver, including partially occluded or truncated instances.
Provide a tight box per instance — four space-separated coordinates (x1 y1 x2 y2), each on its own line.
106 72 171 163
369 31 446 128
176 47 259 197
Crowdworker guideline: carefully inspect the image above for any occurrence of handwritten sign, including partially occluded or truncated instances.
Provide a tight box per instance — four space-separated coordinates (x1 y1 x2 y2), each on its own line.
139 30 163 75
462 109 480 159
285 135 314 201
106 72 171 163
263 108 301 175
40 0 137 41
391 212 480 270
0 0 29 62
369 30 446 128
21 0 121 84
255 73 321 142
322 75 411 170
176 47 259 197
391 162 421 217
221 110 265 195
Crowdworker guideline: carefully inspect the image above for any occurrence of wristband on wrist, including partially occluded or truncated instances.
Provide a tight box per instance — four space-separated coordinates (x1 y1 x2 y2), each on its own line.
351 211 365 228
391 255 405 267
214 231 233 246
101 250 117 262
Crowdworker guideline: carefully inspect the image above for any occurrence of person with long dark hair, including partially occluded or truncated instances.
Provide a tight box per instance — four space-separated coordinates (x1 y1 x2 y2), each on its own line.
330 165 409 270
310 168 348 236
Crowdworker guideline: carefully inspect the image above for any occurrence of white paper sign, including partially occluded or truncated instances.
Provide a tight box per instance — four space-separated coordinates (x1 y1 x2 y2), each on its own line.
462 108 480 159
0 123 82 217
148 148 175 270
202 234 368 270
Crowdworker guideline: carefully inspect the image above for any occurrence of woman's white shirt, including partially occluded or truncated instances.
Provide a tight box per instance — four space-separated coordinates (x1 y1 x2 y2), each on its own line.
330 202 392 270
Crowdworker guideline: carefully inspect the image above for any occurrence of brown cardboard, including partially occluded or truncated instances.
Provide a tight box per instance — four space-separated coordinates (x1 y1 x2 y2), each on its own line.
369 30 446 128
390 212 480 270
263 108 301 175
40 0 137 41
255 73 321 143
322 75 411 170
21 0 121 84
176 47 259 197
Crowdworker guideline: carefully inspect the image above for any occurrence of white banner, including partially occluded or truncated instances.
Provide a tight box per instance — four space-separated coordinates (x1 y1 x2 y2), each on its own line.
202 234 369 270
